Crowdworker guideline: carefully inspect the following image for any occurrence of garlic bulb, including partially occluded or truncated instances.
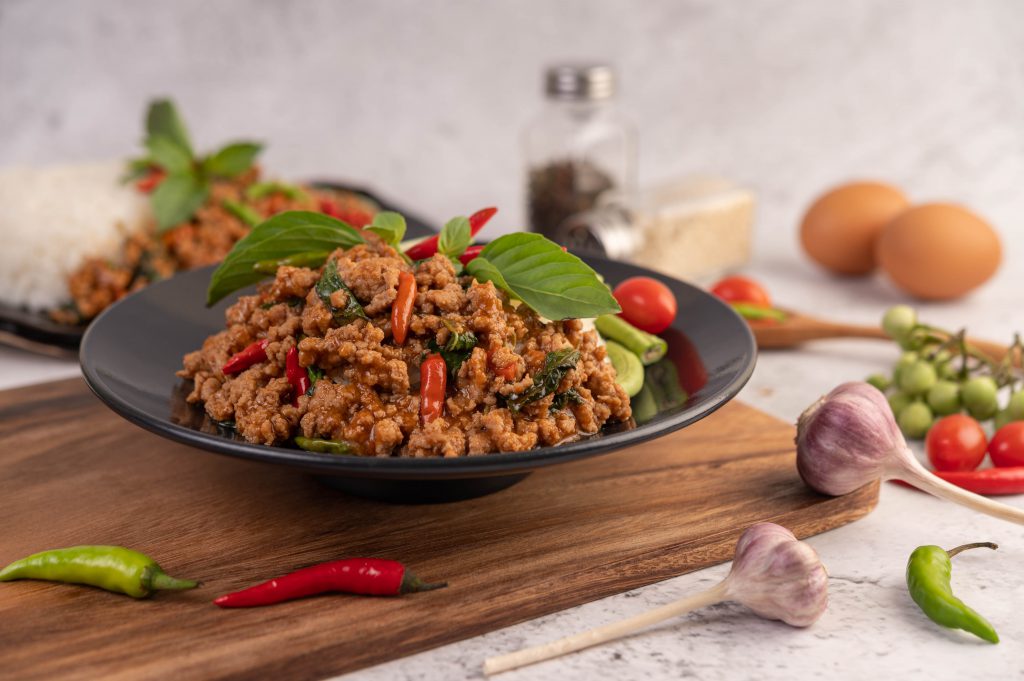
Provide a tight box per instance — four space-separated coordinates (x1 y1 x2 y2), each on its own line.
797 381 1024 525
483 522 827 676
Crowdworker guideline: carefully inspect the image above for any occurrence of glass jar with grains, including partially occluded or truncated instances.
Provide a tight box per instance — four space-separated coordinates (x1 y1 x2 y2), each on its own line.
523 63 636 239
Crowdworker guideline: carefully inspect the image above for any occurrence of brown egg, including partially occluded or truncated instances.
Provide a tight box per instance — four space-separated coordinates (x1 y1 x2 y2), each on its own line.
876 203 1001 300
800 181 910 275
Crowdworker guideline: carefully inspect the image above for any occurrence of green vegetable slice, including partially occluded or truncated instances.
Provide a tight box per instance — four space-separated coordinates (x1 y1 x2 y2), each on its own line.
595 315 667 365
206 211 364 305
466 233 620 321
294 436 356 455
605 340 644 397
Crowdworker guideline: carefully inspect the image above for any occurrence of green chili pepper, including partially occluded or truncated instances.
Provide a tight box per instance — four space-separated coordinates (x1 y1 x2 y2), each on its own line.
294 435 357 455
0 546 198 598
906 542 999 643
594 315 667 365
252 251 331 275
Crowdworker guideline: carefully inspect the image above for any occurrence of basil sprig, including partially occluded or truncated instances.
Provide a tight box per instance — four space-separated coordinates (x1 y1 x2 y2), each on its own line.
366 211 407 248
128 99 263 231
465 233 620 320
206 211 364 305
438 216 471 260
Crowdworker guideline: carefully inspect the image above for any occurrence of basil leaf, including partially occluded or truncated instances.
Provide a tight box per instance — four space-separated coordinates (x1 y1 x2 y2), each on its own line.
366 211 407 247
438 216 471 259
206 211 364 305
204 142 263 178
506 348 580 412
551 387 585 412
315 259 369 324
146 99 193 155
466 234 620 320
122 158 153 183
427 321 477 380
306 365 324 395
145 135 193 173
151 172 209 231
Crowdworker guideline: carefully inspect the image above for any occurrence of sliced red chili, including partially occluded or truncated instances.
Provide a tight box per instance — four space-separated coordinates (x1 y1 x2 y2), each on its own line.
213 557 446 608
222 339 269 375
404 206 497 260
286 347 309 406
420 354 447 425
392 271 417 345
933 467 1024 496
136 168 166 193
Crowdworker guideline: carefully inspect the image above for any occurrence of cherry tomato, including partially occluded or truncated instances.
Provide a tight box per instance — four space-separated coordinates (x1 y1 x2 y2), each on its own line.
710 276 771 307
989 422 1024 468
612 277 677 334
926 414 987 472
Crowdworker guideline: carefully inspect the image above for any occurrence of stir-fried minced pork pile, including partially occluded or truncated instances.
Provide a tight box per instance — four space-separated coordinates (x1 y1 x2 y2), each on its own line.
179 237 631 457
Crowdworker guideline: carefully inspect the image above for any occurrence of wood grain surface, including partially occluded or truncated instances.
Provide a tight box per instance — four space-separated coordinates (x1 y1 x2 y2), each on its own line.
0 378 878 680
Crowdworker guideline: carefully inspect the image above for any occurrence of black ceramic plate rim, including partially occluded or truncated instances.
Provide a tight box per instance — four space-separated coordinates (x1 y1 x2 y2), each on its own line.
80 258 756 481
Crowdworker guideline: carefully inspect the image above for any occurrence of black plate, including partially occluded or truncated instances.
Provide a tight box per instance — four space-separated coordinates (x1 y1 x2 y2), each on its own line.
0 183 432 352
80 258 756 504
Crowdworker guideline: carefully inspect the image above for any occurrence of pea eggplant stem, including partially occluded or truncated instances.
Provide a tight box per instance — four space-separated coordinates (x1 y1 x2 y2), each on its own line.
484 583 728 676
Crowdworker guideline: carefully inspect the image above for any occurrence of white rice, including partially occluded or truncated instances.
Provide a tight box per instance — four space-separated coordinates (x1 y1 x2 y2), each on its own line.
0 161 152 311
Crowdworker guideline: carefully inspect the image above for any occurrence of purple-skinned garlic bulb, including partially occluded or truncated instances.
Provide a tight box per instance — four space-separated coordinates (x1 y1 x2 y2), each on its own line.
483 523 828 676
796 381 1024 525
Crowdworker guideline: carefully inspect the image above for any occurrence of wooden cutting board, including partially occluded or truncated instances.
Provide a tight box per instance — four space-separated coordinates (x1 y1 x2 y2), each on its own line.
0 378 877 680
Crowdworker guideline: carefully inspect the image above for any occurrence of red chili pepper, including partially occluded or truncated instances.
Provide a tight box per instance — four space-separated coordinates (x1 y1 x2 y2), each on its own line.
392 271 417 345
933 467 1024 496
286 346 309 406
135 168 166 193
213 558 446 608
420 353 447 425
459 245 485 265
404 207 497 260
319 199 373 228
222 339 269 375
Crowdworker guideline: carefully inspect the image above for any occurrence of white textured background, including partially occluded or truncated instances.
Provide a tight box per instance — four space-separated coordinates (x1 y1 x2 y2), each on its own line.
3 2 1024 680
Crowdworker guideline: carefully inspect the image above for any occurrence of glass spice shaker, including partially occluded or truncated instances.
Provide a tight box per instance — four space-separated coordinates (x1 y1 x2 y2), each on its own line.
523 64 636 239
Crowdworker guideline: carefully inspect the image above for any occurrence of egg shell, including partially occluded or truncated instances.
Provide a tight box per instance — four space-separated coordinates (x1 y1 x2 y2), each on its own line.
800 181 909 276
876 202 1001 300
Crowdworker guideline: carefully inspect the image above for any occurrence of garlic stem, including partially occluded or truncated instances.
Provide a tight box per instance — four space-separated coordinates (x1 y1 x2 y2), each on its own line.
888 448 1024 525
483 582 729 676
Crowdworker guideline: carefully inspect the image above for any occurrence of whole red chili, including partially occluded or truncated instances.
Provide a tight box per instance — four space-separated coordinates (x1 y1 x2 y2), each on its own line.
286 346 309 406
420 353 447 425
404 206 497 260
459 244 486 265
222 339 269 375
319 199 373 228
392 271 417 345
213 558 446 608
933 467 1024 496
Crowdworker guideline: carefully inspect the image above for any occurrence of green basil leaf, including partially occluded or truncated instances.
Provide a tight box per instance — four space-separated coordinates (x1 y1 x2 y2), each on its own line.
438 216 471 258
145 135 193 173
206 211 364 305
466 234 620 320
146 99 193 156
315 259 369 324
551 387 585 412
204 142 263 178
427 320 478 380
506 348 580 412
122 158 153 183
366 211 407 247
151 172 209 231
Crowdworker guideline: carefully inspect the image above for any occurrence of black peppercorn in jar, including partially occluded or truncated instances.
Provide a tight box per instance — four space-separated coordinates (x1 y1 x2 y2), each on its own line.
523 64 636 240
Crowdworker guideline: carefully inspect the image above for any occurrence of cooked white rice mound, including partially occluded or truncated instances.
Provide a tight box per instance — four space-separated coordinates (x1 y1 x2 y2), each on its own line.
0 161 152 311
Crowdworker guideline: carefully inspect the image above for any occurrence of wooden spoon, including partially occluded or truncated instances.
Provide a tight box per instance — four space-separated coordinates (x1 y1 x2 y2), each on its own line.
750 308 1013 363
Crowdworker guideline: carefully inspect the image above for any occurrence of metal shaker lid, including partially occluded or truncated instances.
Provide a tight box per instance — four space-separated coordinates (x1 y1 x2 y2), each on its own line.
545 64 616 101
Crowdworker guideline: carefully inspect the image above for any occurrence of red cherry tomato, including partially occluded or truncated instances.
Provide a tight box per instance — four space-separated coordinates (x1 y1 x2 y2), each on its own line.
710 276 772 308
926 414 987 472
989 422 1024 468
612 277 677 334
